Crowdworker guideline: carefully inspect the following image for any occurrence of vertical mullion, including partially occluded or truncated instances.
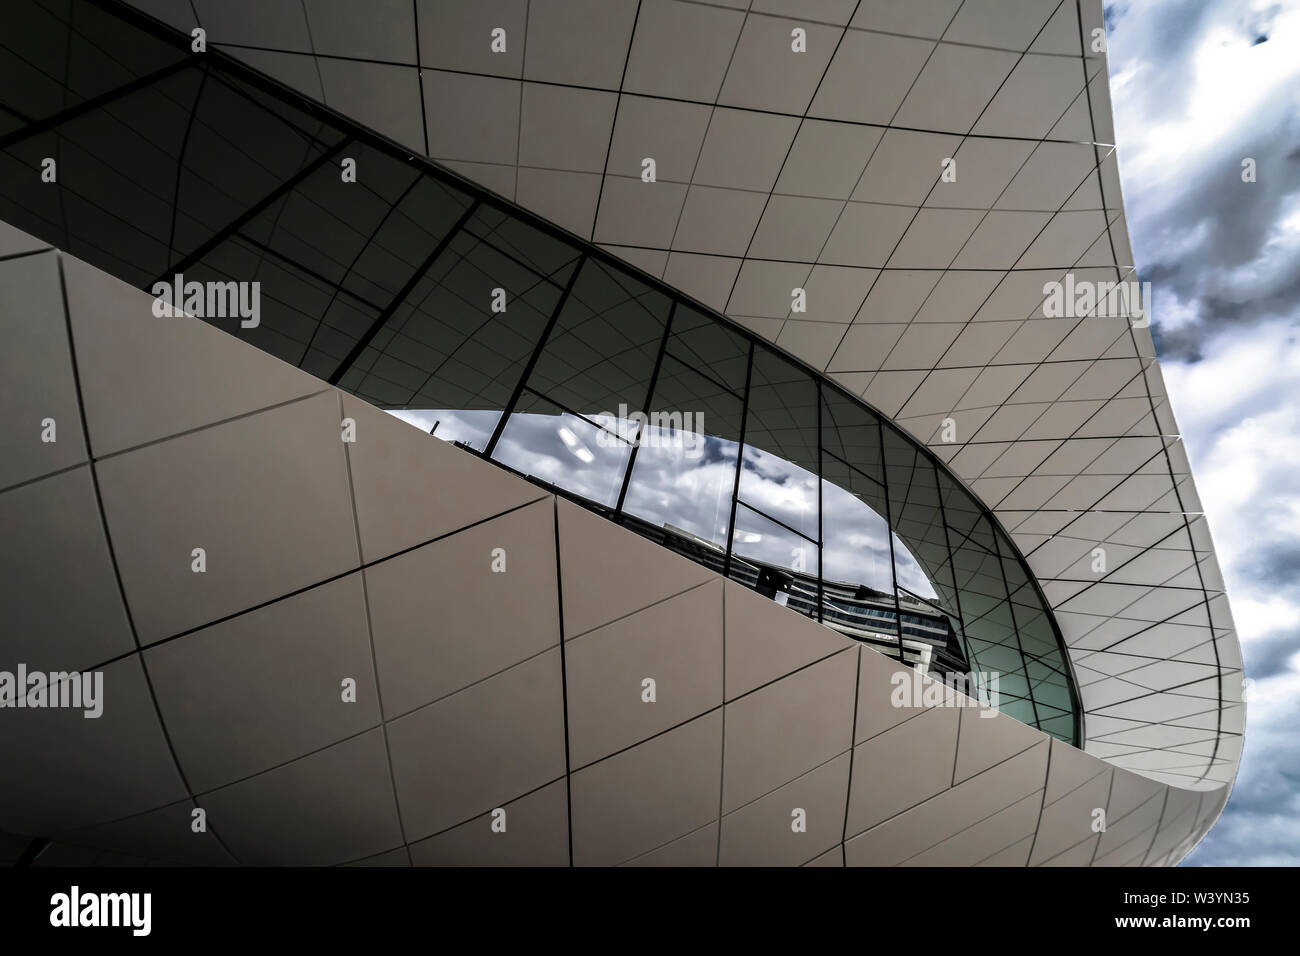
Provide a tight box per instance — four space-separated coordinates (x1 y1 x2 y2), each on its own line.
303 171 425 365
934 471 979 677
816 381 824 623
875 420 906 666
327 196 481 385
614 299 677 518
991 527 1043 731
163 65 210 266
157 135 354 284
485 251 588 458
722 340 756 581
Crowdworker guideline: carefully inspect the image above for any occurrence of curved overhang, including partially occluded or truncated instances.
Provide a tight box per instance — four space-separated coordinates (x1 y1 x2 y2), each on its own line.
0 226 1231 866
0 0 1243 864
112 0 1244 791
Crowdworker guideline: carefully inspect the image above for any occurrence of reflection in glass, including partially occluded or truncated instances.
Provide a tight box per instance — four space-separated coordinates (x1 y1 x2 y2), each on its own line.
743 345 818 473
738 447 818 544
386 408 501 452
526 258 669 416
731 501 818 581
621 355 741 550
820 476 893 598
0 0 1078 745
492 396 631 509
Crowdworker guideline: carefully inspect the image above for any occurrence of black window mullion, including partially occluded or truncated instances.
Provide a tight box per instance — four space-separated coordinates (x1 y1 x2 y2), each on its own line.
990 527 1043 730
300 170 424 362
875 420 907 663
484 251 588 458
660 348 744 400
722 340 756 581
816 381 828 623
0 57 193 153
897 583 950 618
230 232 387 313
461 218 572 291
820 445 886 490
0 101 33 124
614 299 677 518
517 386 634 446
402 257 574 404
934 471 980 676
201 67 346 154
734 500 818 547
157 135 353 284
164 63 209 265
326 197 482 385
944 521 999 557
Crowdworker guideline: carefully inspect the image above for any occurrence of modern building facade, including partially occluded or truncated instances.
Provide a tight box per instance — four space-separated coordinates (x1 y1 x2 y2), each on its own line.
0 0 1241 866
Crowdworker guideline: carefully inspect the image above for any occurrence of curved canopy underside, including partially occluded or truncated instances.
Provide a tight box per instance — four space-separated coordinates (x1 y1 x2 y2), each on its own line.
108 0 1244 791
0 2 1083 744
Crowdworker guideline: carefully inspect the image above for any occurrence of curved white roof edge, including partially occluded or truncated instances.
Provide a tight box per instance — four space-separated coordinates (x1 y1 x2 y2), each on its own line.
0 222 1231 864
125 0 1243 794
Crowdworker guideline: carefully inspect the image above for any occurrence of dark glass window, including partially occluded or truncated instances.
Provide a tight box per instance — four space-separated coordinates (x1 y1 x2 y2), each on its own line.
0 0 1079 744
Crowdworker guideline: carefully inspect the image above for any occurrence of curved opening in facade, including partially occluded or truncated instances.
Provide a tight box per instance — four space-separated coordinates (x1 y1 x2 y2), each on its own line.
376 253 1078 740
0 0 1080 745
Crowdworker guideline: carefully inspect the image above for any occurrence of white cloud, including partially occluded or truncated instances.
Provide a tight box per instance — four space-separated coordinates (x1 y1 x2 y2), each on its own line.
1107 0 1300 865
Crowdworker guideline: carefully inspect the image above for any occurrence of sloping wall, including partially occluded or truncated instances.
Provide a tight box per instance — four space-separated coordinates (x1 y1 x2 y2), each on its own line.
0 228 1225 864
115 0 1245 791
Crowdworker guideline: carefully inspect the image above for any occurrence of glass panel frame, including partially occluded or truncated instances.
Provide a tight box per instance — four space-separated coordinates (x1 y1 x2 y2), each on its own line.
0 0 1081 745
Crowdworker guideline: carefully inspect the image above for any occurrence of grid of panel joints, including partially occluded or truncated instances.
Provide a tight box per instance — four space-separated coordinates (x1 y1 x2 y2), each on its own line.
83 0 1149 455
0 0 1080 743
459 250 1080 741
0 0 1232 858
130 0 1132 377
165 0 1216 764
0 221 1211 868
0 242 554 863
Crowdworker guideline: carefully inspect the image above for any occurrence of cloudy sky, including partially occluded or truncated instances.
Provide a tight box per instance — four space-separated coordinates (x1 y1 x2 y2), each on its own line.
390 405 931 597
1102 0 1300 865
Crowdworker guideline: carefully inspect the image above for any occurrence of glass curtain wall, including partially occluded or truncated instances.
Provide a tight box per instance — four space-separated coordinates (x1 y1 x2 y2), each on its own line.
0 0 1079 744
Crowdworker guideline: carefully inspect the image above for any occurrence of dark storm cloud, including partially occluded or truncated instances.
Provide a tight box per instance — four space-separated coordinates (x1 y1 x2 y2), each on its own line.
1236 627 1299 680
1105 0 1300 867
1107 0 1300 362
1233 539 1300 593
1184 709 1300 865
1223 539 1300 680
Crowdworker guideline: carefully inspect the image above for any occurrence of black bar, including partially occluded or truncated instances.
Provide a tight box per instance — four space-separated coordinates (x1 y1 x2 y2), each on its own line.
0 864 1274 940
326 197 481 385
301 171 423 360
484 252 588 457
722 341 756 580
614 300 677 517
158 137 353 284
0 58 192 153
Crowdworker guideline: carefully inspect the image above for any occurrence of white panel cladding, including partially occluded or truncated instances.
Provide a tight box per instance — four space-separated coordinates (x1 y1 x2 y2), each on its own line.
116 0 1241 793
